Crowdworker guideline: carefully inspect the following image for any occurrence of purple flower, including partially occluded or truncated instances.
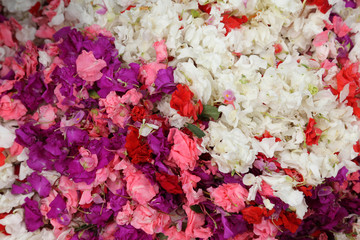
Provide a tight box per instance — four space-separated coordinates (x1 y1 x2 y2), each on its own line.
23 198 44 232
27 172 51 198
343 0 357 8
27 142 55 171
11 182 33 195
15 122 40 147
84 204 113 227
154 67 177 94
149 191 179 213
65 126 89 146
47 194 67 219
221 213 247 239
114 224 152 240
71 229 97 240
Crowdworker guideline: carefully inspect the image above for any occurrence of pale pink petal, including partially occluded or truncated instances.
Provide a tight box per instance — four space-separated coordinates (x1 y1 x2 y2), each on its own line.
76 50 107 82
313 30 329 47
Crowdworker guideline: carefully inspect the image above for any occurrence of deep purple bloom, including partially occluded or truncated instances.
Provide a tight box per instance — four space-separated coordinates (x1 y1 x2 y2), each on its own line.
70 229 98 240
149 191 179 213
108 187 128 213
23 198 44 232
154 67 177 94
11 182 33 195
15 122 40 147
84 204 113 227
343 0 357 8
114 224 152 240
27 142 55 171
65 126 89 146
27 172 51 198
47 194 67 219
221 213 247 239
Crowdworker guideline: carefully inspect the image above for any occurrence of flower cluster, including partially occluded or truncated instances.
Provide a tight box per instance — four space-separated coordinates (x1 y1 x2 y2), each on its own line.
0 0 360 239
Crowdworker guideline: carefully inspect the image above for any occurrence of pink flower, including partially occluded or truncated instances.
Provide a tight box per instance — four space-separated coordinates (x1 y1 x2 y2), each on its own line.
35 24 56 39
100 91 130 128
253 218 278 240
333 16 352 38
208 183 248 213
58 177 79 214
116 201 134 225
120 89 143 105
76 50 107 82
163 226 186 240
131 204 171 235
79 190 92 205
167 128 200 171
100 222 117 240
313 30 329 47
79 147 98 172
9 141 24 156
121 160 158 205
184 205 212 239
0 95 27 120
84 24 112 39
153 40 168 63
180 171 206 205
38 104 57 129
139 62 166 87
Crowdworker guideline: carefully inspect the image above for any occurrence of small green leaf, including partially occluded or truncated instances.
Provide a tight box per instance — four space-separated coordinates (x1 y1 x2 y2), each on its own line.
186 123 205 138
157 233 169 240
88 90 100 99
191 9 200 18
190 205 203 213
200 105 220 120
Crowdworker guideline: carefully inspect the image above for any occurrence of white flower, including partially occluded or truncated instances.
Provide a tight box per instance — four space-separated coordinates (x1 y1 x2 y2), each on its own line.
0 163 16 189
2 0 38 12
0 125 16 148
0 190 33 213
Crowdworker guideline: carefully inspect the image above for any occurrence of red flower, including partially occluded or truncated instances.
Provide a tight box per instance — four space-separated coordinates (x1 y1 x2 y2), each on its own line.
273 211 302 233
198 3 212 14
254 130 281 142
170 84 202 120
0 212 10 236
284 168 304 182
304 118 322 146
221 14 248 35
305 0 332 14
336 63 360 98
125 126 152 164
241 206 264 224
155 172 183 194
0 148 5 167
130 106 147 122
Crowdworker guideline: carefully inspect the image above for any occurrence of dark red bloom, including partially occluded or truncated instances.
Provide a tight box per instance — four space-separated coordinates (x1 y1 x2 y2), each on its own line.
155 172 183 194
304 118 322 146
170 84 202 120
241 206 264 224
221 14 248 35
130 106 147 122
125 126 152 164
273 211 302 233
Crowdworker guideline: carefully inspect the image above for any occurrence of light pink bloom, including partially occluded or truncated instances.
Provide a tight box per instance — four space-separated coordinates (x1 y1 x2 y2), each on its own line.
167 128 200 171
131 204 171 235
153 40 168 62
84 24 112 39
58 176 79 214
10 141 24 156
79 147 98 172
76 50 106 82
0 95 27 120
253 218 278 240
116 201 134 225
333 16 352 38
163 226 186 240
100 222 117 240
38 104 57 129
208 183 248 213
79 190 92 205
120 89 143 105
184 205 212 239
180 171 206 205
35 24 56 39
139 62 166 87
100 91 130 128
313 30 329 47
120 160 158 205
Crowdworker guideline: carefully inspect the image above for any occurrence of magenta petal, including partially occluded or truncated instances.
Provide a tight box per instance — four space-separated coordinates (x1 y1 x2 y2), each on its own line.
27 172 51 198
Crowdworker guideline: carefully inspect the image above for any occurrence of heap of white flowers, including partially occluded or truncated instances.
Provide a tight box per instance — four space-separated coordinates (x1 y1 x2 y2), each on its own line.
0 0 360 239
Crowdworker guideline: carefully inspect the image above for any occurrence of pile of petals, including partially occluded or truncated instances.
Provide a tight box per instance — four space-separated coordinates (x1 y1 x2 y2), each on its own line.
0 0 360 240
